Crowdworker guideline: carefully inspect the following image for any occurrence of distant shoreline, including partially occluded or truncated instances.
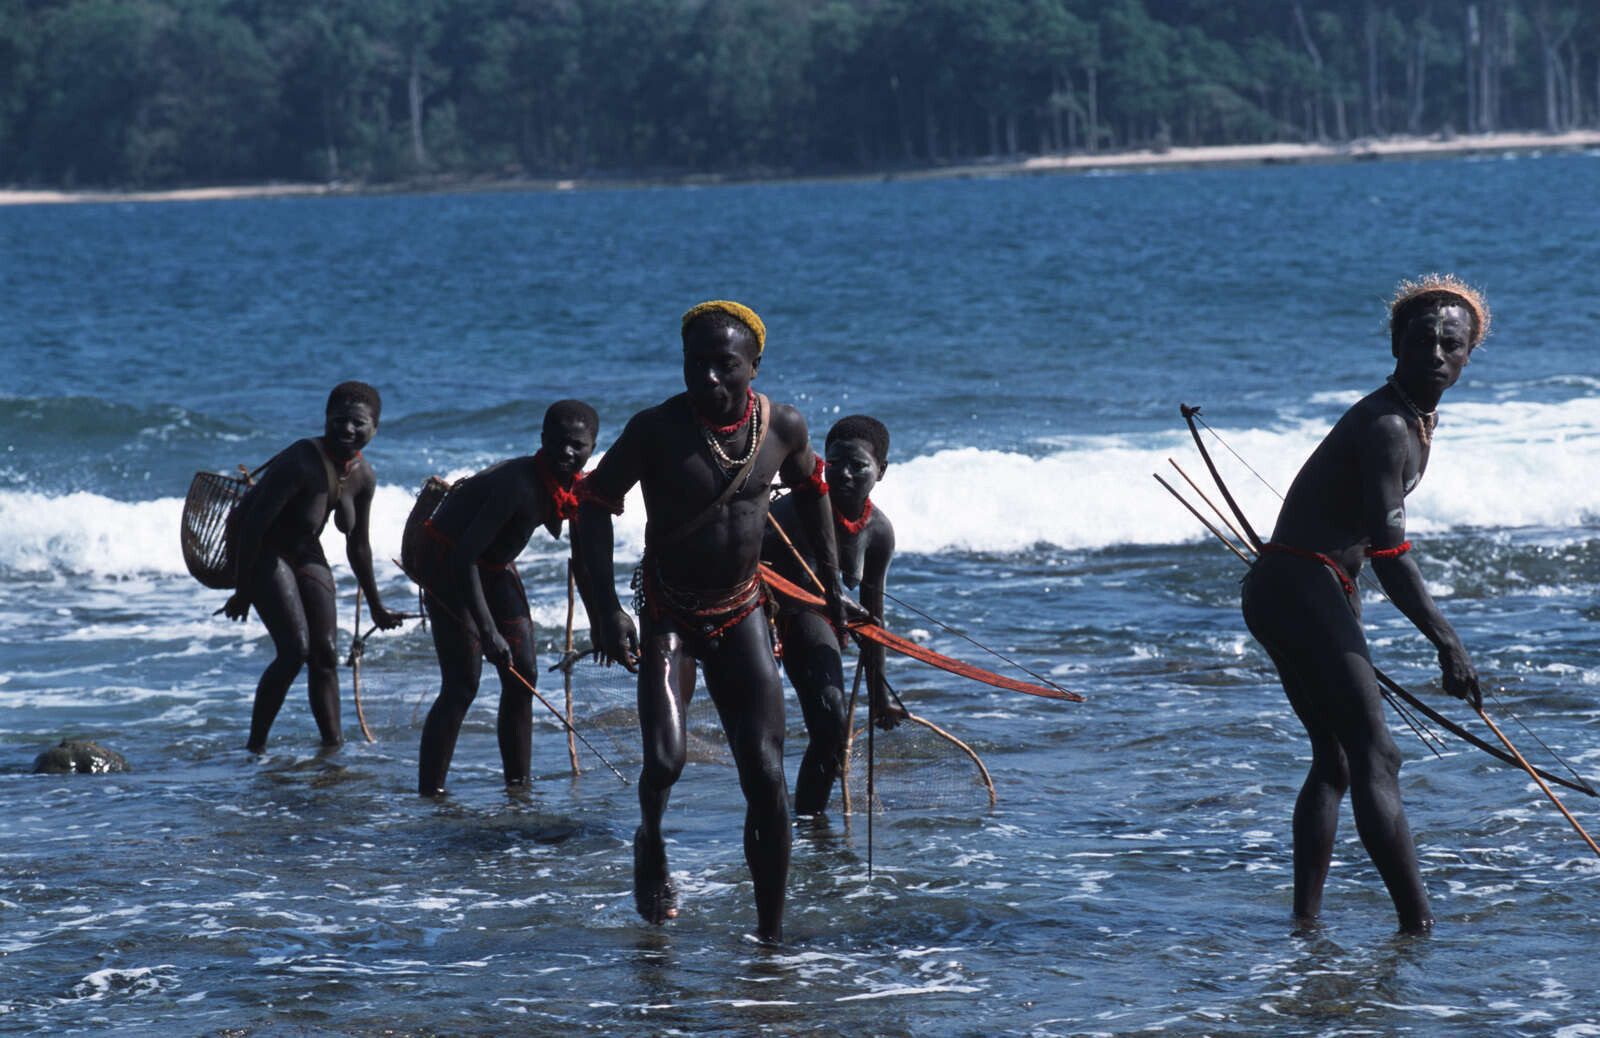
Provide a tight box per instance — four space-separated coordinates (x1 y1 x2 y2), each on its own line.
5 129 1597 206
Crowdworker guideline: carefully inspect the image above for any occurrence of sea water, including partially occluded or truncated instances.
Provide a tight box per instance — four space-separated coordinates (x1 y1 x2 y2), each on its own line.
3 152 1600 1035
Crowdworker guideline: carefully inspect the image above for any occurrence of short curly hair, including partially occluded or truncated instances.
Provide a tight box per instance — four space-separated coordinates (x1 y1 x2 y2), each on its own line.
543 399 599 440
1390 274 1490 352
826 414 890 470
326 381 381 420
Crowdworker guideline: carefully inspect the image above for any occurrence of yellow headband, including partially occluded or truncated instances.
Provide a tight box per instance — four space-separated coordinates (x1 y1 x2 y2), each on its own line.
1390 273 1491 348
682 300 766 356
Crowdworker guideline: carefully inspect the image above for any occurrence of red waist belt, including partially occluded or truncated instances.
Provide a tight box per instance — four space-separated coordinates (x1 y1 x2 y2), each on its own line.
1260 542 1355 596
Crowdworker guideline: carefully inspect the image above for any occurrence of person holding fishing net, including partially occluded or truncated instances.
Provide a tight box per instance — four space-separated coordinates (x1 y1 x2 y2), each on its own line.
405 400 599 796
222 381 404 752
574 300 845 944
764 414 906 818
1240 274 1489 933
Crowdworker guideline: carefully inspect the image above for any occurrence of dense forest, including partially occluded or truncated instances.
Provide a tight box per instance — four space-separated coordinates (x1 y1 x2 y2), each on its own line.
3 0 1597 188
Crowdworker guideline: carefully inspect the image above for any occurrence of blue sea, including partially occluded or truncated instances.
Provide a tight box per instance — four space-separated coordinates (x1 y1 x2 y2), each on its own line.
5 152 1600 1035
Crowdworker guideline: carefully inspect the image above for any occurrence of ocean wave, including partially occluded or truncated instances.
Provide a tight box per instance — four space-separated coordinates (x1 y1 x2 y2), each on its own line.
0 480 649 581
4 397 1599 576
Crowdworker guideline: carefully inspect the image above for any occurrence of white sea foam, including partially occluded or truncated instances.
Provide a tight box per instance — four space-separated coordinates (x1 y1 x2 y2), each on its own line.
4 396 1599 576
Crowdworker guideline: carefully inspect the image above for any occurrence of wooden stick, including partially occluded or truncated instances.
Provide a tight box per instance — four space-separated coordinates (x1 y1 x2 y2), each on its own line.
392 557 627 784
1154 473 1254 566
868 657 875 881
765 512 827 595
841 655 863 820
1477 705 1600 858
1176 404 1598 797
1169 458 1254 558
564 561 579 775
352 586 375 743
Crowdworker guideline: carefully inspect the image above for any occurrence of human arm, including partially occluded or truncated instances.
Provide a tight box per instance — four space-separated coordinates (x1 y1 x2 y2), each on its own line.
441 476 531 665
860 518 905 729
345 463 403 631
777 424 844 640
573 419 643 672
1362 415 1479 707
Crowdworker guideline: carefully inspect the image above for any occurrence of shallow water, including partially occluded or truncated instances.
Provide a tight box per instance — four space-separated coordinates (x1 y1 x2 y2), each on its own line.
4 153 1600 1034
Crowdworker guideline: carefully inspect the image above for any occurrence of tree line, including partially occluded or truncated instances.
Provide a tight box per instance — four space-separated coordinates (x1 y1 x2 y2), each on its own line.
3 0 1596 189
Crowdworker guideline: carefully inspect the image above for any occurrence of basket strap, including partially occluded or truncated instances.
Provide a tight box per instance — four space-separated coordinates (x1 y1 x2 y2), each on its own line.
310 438 343 507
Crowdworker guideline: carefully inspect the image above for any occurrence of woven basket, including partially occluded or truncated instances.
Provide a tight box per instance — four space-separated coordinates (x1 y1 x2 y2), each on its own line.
181 470 249 589
400 475 454 576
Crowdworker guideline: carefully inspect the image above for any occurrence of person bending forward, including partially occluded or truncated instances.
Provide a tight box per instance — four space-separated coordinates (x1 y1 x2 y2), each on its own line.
1241 274 1488 933
414 400 598 795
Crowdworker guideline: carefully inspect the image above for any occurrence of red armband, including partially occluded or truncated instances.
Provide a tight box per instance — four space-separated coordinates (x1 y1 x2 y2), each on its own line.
576 480 624 516
1365 541 1411 560
788 455 828 496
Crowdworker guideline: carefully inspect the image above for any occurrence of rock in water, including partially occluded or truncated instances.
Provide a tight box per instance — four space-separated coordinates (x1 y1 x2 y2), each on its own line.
32 740 129 774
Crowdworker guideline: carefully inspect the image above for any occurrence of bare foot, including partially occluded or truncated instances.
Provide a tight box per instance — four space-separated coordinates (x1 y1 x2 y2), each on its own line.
633 827 678 925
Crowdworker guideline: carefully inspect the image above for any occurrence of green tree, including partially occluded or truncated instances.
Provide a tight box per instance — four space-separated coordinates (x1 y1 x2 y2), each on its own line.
1099 0 1179 147
262 0 391 181
23 0 160 184
135 1 278 183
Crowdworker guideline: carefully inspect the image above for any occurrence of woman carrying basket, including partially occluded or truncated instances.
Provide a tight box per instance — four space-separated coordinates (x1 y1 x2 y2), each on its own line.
224 382 403 752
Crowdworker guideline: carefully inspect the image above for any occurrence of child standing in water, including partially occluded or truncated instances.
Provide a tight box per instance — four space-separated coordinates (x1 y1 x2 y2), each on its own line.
764 414 905 817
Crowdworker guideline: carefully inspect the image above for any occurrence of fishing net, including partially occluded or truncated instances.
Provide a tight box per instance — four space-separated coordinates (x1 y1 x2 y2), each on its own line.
181 469 250 589
840 711 996 814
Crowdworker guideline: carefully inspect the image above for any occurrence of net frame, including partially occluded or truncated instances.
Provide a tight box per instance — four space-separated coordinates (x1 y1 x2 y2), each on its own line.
840 674 997 814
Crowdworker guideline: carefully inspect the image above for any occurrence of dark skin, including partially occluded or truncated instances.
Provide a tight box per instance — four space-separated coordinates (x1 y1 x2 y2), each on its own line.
764 433 905 817
224 400 402 752
1242 301 1480 933
576 318 844 943
417 416 596 795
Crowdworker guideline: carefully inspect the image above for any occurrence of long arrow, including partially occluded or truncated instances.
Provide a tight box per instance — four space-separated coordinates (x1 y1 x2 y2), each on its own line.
1476 704 1600 857
1167 405 1596 799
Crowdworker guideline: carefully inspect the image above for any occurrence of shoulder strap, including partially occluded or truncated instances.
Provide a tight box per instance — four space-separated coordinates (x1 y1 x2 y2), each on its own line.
309 437 342 506
653 393 771 549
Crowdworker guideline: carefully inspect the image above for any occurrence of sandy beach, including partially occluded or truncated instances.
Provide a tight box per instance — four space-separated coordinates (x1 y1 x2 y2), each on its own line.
3 129 1597 205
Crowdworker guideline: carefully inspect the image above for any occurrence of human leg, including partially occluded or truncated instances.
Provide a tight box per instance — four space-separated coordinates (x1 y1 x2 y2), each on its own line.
633 622 694 924
1266 642 1352 923
1245 558 1432 931
245 555 310 752
704 609 791 942
780 611 847 817
489 568 537 787
418 592 484 794
295 559 342 747
1322 653 1432 931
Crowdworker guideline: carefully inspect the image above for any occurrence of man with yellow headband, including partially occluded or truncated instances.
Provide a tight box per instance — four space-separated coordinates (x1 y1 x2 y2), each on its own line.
575 299 844 943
